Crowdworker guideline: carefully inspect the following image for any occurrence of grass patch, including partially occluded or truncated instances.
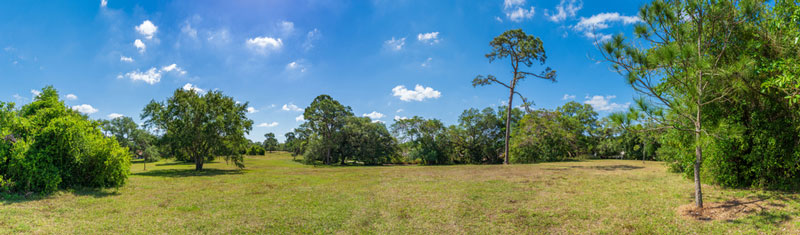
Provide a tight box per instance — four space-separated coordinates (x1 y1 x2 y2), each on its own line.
0 152 797 234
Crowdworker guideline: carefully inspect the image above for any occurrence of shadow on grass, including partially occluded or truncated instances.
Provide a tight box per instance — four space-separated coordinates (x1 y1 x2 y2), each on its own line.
1 187 120 205
154 161 217 166
570 165 644 171
133 168 244 178
729 208 796 229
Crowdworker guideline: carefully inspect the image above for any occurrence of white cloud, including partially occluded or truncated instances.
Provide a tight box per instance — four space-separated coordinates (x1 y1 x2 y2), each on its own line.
573 12 641 40
295 115 305 122
247 107 258 113
507 7 535 22
282 103 303 112
583 95 630 112
503 0 535 22
135 20 158 39
562 94 576 100
257 122 279 128
384 37 406 51
72 104 99 114
134 39 146 53
121 64 186 85
12 94 25 102
207 28 231 44
545 0 582 22
417 32 440 44
362 111 384 120
278 21 294 37
396 109 404 113
495 16 504 22
123 68 161 84
421 57 433 67
65 94 78 100
161 64 187 75
394 115 408 121
120 56 134 62
100 0 107 7
303 28 321 51
373 120 385 124
31 89 41 97
584 32 612 42
108 113 124 119
286 61 307 73
182 23 197 39
182 83 205 93
246 37 283 53
392 84 441 102
504 0 525 8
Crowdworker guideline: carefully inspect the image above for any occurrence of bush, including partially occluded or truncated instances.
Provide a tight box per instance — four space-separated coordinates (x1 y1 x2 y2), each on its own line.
0 86 131 194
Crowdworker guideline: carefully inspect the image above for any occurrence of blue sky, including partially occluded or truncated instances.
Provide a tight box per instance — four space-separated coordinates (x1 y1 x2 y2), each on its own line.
0 0 647 141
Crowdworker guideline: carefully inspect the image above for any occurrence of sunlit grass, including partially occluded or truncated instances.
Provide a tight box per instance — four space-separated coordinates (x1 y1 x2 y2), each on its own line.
1 152 798 234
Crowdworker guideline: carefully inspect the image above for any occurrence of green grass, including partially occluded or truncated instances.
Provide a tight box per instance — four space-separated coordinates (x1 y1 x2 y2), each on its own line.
1 152 798 234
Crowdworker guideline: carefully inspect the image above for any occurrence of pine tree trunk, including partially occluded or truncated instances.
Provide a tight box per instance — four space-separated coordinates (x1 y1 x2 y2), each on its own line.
694 126 703 208
503 86 514 165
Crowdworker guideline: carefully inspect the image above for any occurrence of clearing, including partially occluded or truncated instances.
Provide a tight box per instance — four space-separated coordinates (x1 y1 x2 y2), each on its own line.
1 152 798 234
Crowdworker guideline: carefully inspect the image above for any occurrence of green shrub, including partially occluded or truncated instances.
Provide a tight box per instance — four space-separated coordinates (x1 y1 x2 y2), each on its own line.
0 86 131 194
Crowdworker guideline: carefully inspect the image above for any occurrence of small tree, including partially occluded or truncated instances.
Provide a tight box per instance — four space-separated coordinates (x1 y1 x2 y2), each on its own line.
263 133 278 153
598 0 752 208
141 88 253 171
473 29 557 164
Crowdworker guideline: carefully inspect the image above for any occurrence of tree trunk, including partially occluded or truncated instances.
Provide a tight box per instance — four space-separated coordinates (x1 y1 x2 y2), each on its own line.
693 12 705 209
503 86 515 165
694 122 704 208
195 155 204 171
326 147 331 165
642 140 646 164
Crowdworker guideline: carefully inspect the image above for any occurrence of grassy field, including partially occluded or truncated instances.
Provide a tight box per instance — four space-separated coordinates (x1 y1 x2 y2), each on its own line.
1 152 798 234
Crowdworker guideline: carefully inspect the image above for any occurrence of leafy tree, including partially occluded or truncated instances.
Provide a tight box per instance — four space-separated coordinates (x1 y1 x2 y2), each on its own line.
263 133 278 153
473 29 557 164
0 86 130 193
511 109 570 163
452 107 507 164
101 116 161 170
599 0 755 208
556 101 598 158
101 116 138 149
141 88 253 171
391 117 451 165
302 95 353 165
341 117 398 165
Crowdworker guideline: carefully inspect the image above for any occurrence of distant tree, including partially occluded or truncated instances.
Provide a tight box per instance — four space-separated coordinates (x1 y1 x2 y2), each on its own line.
303 95 353 165
341 117 398 165
473 29 557 164
102 116 138 149
556 101 598 158
454 107 504 164
101 116 161 170
141 88 253 171
391 117 451 165
263 133 278 153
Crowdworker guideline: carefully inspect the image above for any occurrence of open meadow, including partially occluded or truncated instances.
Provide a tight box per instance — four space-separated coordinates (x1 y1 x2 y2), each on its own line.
1 152 798 234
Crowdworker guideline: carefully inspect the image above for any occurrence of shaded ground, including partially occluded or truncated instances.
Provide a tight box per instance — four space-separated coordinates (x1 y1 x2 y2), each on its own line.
1 152 798 234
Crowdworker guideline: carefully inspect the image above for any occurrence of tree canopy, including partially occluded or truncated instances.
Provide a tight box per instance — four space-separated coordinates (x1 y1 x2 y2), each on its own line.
141 88 253 171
